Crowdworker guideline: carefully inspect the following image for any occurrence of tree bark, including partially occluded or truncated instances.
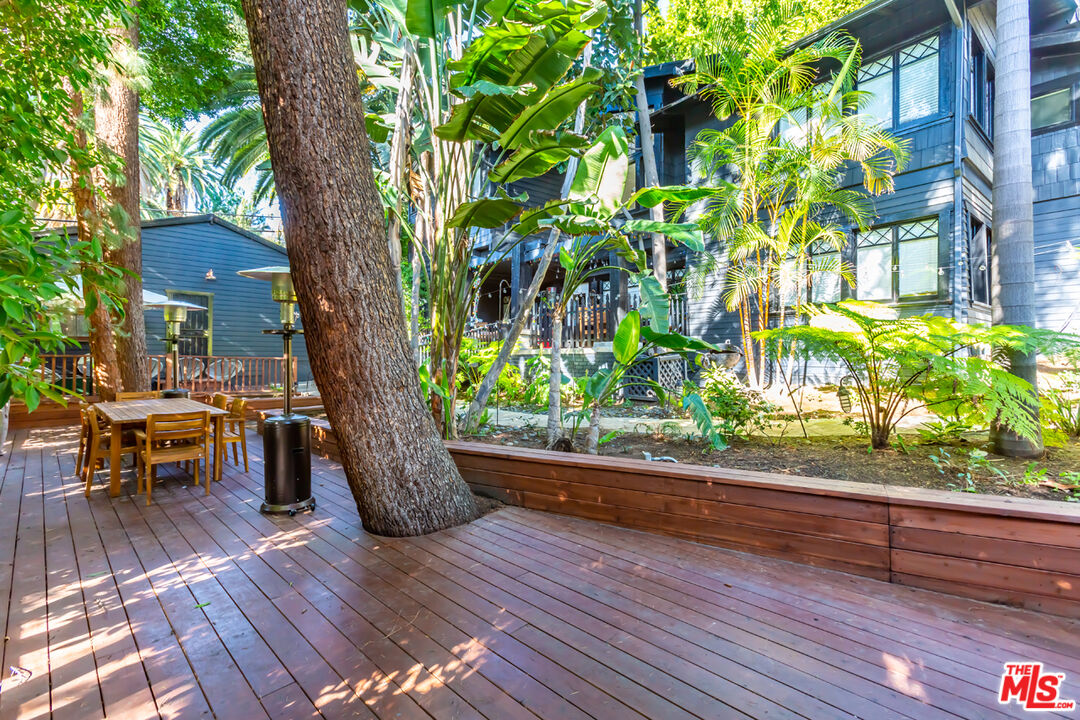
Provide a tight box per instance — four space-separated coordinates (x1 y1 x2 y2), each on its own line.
586 402 600 454
70 91 121 402
546 309 564 446
633 0 666 290
242 0 477 534
990 0 1042 458
96 11 150 393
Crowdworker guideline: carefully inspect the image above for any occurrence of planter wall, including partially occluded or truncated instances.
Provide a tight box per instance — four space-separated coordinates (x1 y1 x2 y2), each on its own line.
446 441 1080 620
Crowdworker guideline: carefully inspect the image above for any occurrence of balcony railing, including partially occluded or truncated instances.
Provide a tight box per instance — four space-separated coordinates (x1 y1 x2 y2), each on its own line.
36 354 297 396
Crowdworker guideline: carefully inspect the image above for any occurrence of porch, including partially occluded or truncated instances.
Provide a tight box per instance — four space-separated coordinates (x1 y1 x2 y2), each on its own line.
2 427 1078 719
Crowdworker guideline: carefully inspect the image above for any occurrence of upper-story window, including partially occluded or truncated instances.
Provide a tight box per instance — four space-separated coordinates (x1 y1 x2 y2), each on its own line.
855 219 940 303
1032 86 1076 132
858 35 941 129
969 34 994 135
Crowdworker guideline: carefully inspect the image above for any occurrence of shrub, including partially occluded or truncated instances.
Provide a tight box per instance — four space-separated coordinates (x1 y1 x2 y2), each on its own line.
696 366 776 440
757 301 1078 449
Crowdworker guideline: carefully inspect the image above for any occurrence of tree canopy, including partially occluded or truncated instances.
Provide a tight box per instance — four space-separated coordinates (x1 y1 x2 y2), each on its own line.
645 0 868 63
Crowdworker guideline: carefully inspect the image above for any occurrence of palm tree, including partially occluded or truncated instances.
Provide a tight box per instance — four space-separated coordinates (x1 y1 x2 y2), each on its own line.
676 13 908 388
139 116 218 215
198 67 277 204
991 0 1042 457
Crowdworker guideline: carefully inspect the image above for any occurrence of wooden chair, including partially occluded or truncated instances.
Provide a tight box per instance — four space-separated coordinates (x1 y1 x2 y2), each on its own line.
83 406 138 496
116 391 161 401
76 403 90 478
221 397 249 472
136 411 211 505
210 392 232 410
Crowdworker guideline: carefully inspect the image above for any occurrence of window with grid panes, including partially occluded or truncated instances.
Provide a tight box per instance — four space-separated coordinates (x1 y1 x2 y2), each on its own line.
855 219 940 303
809 239 842 303
858 35 940 129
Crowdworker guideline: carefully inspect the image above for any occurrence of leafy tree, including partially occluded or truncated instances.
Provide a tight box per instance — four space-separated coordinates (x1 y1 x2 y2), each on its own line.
139 0 247 121
645 0 867 63
0 0 128 410
140 115 219 215
670 13 907 387
756 301 1077 449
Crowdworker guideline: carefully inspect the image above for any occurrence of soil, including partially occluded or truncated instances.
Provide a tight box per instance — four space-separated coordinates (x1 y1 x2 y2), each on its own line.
473 493 504 516
466 426 1080 503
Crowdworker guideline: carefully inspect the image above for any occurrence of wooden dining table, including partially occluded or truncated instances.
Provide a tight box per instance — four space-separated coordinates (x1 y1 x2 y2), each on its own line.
93 397 230 497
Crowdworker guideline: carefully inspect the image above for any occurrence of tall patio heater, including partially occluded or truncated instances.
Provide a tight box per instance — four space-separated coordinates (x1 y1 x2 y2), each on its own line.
144 298 207 398
236 265 315 515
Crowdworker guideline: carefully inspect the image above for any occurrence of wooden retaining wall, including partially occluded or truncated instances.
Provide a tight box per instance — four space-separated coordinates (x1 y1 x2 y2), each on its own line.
446 441 1080 619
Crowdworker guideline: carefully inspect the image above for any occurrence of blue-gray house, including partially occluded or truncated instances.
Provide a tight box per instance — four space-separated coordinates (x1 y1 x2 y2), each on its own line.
639 0 1080 356
139 214 311 386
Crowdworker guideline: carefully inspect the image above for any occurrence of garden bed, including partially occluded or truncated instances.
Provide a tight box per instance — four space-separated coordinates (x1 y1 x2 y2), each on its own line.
467 427 1080 503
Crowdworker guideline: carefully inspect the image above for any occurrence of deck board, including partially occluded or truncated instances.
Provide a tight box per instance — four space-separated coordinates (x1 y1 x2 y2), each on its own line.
2 426 1078 719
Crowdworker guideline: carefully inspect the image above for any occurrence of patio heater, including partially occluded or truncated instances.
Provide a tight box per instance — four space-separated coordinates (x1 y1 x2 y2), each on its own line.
144 298 207 398
237 265 315 515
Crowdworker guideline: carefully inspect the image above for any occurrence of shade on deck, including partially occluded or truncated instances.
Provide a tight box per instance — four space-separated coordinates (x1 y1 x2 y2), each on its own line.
1 427 1078 719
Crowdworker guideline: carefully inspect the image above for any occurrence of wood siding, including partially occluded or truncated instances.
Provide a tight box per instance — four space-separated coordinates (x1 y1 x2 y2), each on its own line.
140 217 313 383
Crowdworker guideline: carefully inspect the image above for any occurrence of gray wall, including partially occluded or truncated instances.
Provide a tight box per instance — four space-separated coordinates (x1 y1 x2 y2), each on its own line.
141 217 312 383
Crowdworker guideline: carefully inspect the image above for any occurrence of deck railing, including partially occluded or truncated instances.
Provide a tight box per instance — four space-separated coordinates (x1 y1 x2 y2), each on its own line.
36 354 297 395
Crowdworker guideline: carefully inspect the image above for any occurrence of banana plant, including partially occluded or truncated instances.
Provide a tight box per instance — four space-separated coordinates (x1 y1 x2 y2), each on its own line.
568 310 720 453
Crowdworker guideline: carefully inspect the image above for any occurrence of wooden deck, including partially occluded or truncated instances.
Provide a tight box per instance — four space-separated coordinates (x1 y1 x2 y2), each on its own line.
2 427 1079 719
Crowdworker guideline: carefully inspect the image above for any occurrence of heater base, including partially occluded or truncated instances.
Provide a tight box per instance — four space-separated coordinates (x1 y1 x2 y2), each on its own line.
161 389 190 399
260 496 316 516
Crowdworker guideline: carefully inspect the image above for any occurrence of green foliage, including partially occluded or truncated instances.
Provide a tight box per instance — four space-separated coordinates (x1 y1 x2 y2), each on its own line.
139 0 247 121
916 419 979 445
681 390 728 450
1042 350 1080 437
0 0 129 409
667 4 908 387
929 447 1008 493
645 0 868 64
696 366 776 440
140 115 219 214
758 301 1079 449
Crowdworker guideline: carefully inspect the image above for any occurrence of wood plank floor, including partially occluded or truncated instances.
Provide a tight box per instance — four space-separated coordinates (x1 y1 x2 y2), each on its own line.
1 427 1078 719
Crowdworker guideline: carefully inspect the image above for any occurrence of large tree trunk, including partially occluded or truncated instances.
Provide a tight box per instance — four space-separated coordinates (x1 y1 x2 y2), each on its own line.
990 0 1042 458
546 309 564 446
96 12 149 393
70 92 121 402
242 0 477 534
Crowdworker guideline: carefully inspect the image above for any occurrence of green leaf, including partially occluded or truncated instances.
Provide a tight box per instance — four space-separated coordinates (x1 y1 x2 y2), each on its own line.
489 131 588 184
683 392 728 451
568 126 629 216
497 69 602 150
629 185 714 208
456 80 533 98
24 385 40 414
613 311 641 365
637 275 669 333
446 192 526 229
365 113 392 144
622 219 704 252
558 246 573 271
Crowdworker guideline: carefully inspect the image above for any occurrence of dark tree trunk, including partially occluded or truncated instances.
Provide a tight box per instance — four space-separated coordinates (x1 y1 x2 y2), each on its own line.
241 0 478 535
96 13 150 393
70 92 121 402
990 0 1042 457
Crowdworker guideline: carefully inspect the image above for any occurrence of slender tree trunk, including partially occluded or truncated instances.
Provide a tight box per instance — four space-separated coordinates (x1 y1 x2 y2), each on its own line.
633 0 666 290
387 48 415 270
546 308 565 446
990 0 1042 458
70 91 121 402
586 402 600 454
242 0 477 534
459 36 595 434
96 11 149 393
410 241 422 367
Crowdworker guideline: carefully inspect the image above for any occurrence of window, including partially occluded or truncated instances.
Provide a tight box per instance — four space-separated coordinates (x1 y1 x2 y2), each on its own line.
969 34 994 135
969 219 991 306
855 219 940 302
858 35 940 129
779 255 805 307
809 240 842 303
1032 88 1073 131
